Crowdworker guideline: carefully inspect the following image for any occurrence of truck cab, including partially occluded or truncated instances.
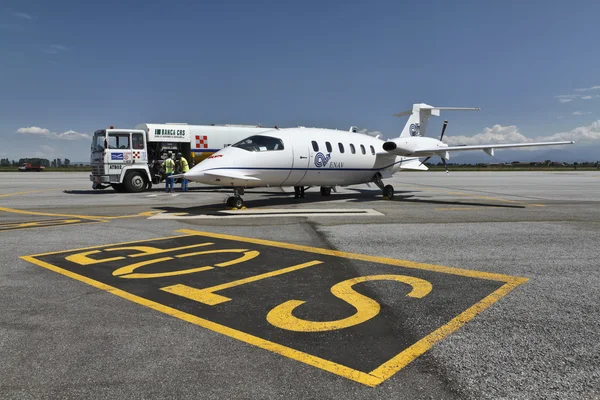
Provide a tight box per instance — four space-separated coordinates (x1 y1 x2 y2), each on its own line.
90 128 152 192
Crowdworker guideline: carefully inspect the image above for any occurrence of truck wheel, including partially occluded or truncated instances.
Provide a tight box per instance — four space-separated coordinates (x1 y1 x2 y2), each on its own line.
123 172 146 193
111 183 126 193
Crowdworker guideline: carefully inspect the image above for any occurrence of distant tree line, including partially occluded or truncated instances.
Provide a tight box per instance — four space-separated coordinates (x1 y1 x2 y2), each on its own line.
0 158 86 167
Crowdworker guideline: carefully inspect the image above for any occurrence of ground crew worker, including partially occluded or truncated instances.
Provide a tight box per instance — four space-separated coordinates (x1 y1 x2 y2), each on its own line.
163 152 175 193
176 152 189 192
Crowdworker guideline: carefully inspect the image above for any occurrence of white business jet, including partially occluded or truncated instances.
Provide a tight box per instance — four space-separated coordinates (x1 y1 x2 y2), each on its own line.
179 103 574 208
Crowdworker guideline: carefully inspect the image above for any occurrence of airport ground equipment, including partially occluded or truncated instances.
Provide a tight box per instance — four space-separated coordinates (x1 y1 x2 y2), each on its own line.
89 123 271 192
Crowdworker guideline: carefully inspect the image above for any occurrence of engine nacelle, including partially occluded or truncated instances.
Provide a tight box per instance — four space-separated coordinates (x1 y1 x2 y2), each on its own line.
382 136 446 156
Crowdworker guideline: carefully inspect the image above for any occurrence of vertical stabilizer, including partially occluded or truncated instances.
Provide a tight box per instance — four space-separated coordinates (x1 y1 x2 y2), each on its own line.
393 104 480 138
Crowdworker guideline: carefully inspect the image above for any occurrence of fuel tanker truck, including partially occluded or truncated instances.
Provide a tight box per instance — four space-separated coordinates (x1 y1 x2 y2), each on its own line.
90 123 272 192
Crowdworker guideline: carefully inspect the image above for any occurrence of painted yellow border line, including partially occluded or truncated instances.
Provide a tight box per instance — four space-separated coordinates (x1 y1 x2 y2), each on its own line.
176 229 525 284
0 189 53 198
0 219 106 232
20 253 381 387
21 230 528 387
0 206 158 222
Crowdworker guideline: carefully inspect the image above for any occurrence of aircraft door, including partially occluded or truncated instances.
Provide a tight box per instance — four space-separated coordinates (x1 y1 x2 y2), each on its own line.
282 137 309 186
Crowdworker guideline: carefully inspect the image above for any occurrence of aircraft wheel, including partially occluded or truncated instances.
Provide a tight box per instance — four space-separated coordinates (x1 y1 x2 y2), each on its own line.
233 197 244 209
383 185 394 200
320 187 332 196
226 197 235 208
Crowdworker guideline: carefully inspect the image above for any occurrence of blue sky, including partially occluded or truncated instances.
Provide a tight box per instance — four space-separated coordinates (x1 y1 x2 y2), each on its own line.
2 0 600 162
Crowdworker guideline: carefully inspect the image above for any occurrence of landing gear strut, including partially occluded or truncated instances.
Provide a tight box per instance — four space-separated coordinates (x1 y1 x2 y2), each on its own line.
372 174 394 200
226 188 245 209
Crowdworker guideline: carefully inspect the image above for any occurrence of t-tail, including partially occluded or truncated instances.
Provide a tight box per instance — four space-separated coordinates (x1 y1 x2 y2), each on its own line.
393 103 480 138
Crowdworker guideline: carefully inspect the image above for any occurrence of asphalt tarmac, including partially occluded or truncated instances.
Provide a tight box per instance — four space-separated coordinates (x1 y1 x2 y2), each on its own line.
1 171 598 399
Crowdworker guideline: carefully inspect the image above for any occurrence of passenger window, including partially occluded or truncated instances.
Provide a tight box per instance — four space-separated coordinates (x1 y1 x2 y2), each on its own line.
370 145 375 155
338 143 344 153
326 142 332 153
132 133 144 149
350 144 356 154
108 133 130 149
232 135 285 152
312 141 319 152
360 144 366 155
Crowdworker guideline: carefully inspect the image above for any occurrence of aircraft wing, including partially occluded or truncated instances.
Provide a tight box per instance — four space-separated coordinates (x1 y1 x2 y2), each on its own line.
203 170 261 181
412 141 574 157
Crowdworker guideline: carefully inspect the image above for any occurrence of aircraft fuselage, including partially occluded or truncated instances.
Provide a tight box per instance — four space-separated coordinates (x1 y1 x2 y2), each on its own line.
183 127 411 188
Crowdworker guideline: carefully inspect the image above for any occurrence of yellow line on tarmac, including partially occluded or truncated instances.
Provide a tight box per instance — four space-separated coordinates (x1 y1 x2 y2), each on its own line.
20 255 382 387
161 260 323 305
0 206 158 222
176 229 525 285
0 189 53 198
369 280 526 381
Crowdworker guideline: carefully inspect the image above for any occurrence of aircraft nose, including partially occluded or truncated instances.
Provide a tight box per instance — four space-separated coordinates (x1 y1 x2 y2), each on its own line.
183 166 205 181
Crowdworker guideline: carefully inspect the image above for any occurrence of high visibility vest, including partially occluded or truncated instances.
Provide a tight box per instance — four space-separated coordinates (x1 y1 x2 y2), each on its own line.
164 158 175 174
180 157 189 173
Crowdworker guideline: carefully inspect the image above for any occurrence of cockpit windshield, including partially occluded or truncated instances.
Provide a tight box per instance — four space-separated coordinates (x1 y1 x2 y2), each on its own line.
91 131 106 152
232 135 284 152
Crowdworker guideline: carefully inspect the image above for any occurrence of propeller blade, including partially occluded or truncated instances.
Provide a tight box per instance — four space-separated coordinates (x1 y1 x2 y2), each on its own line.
440 120 448 141
441 157 449 174
419 156 432 167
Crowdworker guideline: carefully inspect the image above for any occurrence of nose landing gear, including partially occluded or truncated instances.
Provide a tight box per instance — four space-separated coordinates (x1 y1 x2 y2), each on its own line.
226 188 245 209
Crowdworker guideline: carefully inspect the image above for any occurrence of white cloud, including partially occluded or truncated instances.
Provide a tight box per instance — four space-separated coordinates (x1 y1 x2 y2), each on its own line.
12 12 32 20
572 111 591 116
43 44 69 55
445 121 600 146
16 126 90 140
555 87 600 103
444 125 532 145
574 85 600 92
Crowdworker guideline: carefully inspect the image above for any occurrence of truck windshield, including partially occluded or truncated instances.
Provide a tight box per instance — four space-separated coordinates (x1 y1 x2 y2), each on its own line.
91 132 106 152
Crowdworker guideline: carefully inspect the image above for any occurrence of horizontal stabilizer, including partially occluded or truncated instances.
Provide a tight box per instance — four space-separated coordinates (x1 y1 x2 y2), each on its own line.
411 141 574 157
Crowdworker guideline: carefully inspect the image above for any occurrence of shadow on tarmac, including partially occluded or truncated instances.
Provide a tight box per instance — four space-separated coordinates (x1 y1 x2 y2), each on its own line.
150 187 524 216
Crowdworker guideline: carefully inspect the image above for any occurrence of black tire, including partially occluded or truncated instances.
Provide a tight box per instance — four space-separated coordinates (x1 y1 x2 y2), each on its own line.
233 197 244 209
383 185 394 200
226 197 235 208
123 171 146 193
320 187 332 196
111 183 126 193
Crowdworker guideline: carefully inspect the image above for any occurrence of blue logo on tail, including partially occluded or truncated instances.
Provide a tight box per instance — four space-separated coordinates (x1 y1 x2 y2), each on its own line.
314 152 331 168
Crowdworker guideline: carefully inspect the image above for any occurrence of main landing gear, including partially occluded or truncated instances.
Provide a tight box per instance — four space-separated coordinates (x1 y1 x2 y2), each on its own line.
226 188 245 209
320 186 332 196
372 174 394 200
